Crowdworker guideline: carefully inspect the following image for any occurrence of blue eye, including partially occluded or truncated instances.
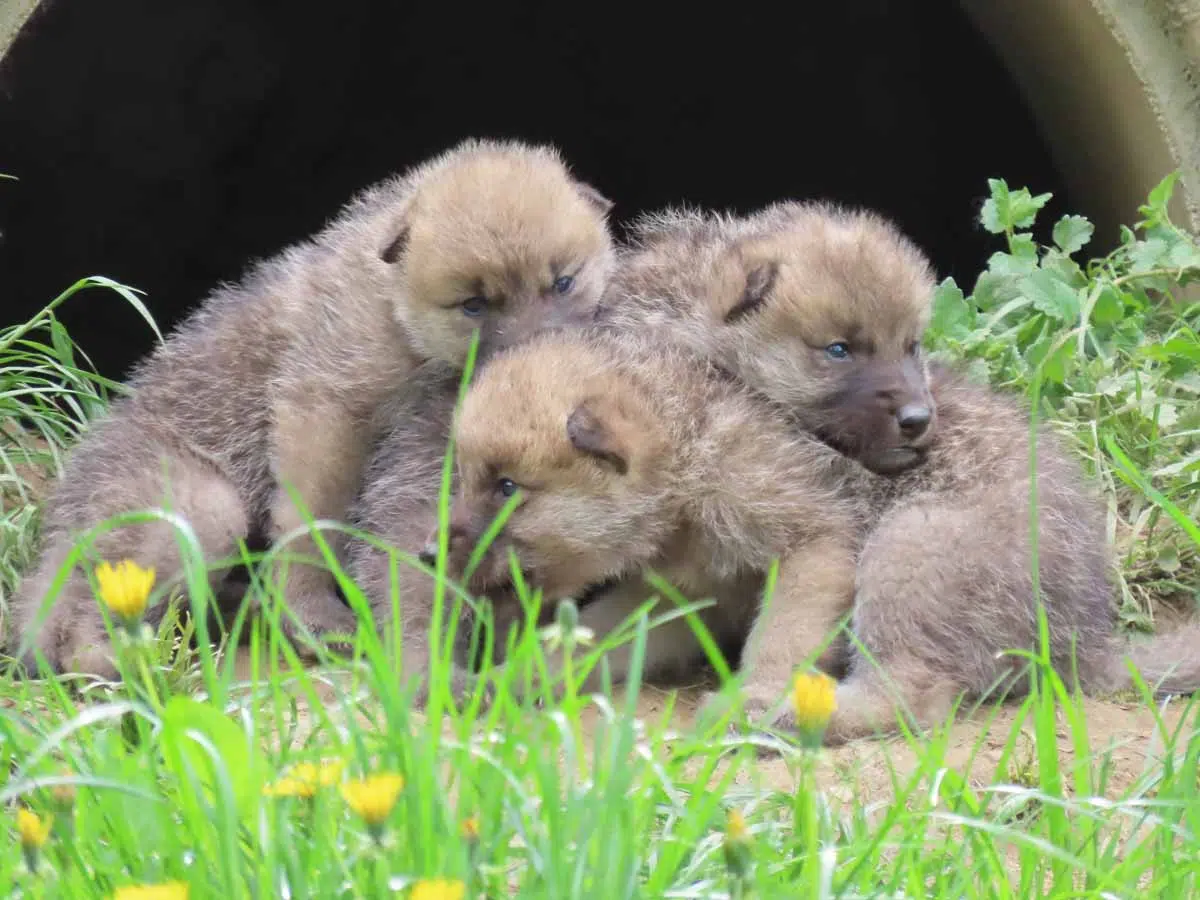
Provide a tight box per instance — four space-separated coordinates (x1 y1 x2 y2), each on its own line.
825 342 851 360
498 478 519 497
553 275 575 295
462 296 487 317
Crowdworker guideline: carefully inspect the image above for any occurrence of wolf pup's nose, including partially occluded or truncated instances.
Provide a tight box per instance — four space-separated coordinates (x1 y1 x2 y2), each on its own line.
896 404 932 439
417 542 439 566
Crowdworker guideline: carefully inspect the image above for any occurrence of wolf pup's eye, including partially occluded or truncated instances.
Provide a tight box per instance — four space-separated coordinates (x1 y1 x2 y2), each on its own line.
497 477 519 498
462 296 487 317
907 340 922 356
825 342 851 360
553 275 575 295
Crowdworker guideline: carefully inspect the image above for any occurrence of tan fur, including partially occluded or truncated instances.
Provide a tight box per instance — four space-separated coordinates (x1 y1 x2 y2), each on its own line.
341 359 486 697
7 138 614 678
434 326 875 697
600 202 1200 743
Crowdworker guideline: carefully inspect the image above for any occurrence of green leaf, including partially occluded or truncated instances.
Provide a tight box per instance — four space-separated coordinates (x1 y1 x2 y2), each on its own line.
1128 238 1169 274
972 270 1022 311
1046 340 1074 385
1166 236 1200 270
1052 215 1094 255
1020 269 1081 322
1139 171 1179 225
980 180 1052 233
1014 190 1054 228
1155 543 1181 574
49 317 75 367
1040 250 1086 288
929 278 975 340
159 697 267 825
1009 233 1038 261
1161 334 1200 365
987 250 1038 281
980 178 1010 234
1089 285 1126 326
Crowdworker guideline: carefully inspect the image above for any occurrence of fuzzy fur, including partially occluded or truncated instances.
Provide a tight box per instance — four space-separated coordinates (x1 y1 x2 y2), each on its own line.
434 326 878 699
7 138 614 678
599 201 1200 742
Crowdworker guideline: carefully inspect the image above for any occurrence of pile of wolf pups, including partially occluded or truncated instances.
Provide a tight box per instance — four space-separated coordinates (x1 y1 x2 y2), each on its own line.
7 139 1199 745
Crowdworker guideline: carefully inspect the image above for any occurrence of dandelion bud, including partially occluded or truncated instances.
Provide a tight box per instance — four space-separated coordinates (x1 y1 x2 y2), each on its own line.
16 807 52 872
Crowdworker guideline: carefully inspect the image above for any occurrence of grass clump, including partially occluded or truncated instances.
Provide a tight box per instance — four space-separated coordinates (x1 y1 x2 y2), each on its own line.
926 173 1200 631
0 177 1199 898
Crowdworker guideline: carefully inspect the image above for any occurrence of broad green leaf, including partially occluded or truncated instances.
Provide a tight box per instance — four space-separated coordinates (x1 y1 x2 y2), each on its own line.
1009 233 1038 260
1027 335 1074 385
1040 250 1086 287
980 178 1010 233
980 181 1052 233
1020 269 1081 321
929 278 975 340
972 270 1022 311
159 696 267 825
1009 188 1053 230
1128 238 1169 274
988 250 1037 280
1155 543 1181 574
1161 334 1200 365
1014 311 1049 348
1052 215 1094 255
1090 285 1126 326
1166 236 1200 270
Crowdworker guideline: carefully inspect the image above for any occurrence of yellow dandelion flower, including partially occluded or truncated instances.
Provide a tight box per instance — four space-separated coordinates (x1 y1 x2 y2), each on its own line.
17 808 52 872
409 878 466 900
95 559 156 623
791 670 837 745
262 759 344 798
111 882 190 900
17 808 52 849
724 808 747 843
722 807 751 880
340 772 405 826
262 775 316 799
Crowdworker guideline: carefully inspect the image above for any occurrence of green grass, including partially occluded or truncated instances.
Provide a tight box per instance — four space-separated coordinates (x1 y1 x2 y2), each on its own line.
1 177 1199 898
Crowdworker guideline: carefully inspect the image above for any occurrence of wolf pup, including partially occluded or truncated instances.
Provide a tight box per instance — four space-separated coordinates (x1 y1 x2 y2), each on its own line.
600 202 1200 743
9 138 614 679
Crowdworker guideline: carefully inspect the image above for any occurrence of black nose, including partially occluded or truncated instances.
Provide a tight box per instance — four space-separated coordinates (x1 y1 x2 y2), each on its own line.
417 542 438 566
896 404 932 438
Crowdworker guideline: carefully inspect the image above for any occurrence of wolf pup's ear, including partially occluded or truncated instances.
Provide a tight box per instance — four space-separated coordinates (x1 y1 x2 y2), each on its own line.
379 199 415 264
723 260 780 323
576 182 615 217
379 224 410 264
566 399 629 475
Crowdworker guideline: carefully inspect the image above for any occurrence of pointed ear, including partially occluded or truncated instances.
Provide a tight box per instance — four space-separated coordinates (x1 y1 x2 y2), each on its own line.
723 260 779 322
379 224 410 264
575 181 614 217
379 199 415 264
566 400 628 475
